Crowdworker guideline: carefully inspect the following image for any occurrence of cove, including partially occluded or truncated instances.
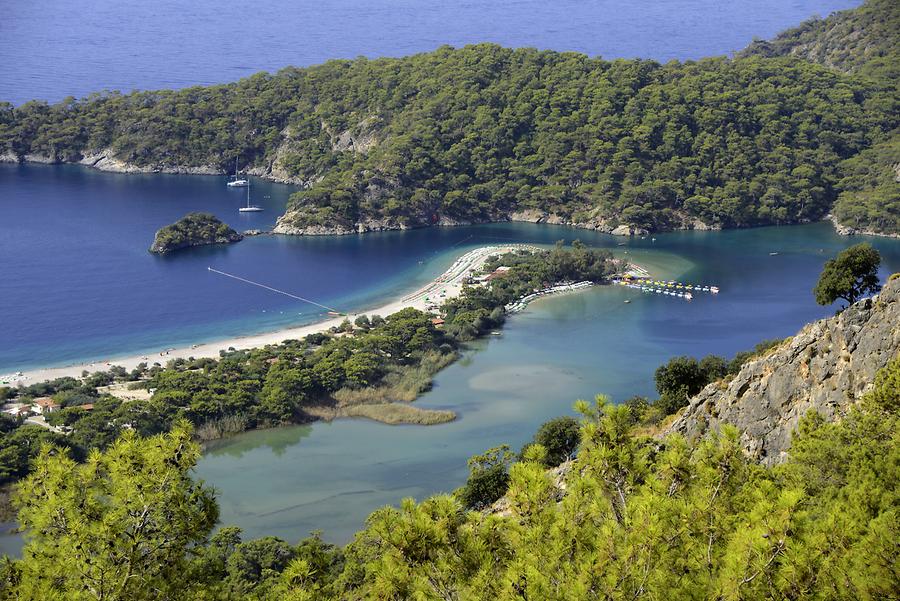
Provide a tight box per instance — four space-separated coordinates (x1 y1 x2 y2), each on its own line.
196 222 900 544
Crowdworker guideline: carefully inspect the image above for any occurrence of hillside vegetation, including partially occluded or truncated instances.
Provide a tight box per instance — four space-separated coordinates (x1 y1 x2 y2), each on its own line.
742 0 899 235
2 1 898 235
739 0 899 76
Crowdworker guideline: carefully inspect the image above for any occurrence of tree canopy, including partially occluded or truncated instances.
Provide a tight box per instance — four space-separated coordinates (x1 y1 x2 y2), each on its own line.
7 423 218 600
814 242 882 306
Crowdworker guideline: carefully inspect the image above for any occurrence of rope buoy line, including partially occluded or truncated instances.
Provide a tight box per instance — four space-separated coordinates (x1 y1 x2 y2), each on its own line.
207 267 342 314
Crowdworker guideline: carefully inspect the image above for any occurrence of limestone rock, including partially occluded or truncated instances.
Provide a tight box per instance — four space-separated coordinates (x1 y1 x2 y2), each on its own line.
666 277 900 465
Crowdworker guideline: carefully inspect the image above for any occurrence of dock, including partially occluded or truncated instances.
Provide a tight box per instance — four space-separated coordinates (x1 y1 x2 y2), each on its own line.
612 276 720 301
505 281 594 313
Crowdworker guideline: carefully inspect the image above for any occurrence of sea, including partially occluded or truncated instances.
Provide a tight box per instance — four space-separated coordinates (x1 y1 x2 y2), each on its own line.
1 0 859 105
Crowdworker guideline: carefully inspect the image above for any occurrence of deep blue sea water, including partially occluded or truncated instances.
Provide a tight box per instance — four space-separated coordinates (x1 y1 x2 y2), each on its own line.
1 0 859 105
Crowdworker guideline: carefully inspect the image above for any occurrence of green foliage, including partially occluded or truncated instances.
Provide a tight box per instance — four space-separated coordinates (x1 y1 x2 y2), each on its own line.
522 415 581 467
444 242 617 340
458 445 515 510
279 382 899 600
8 423 218 600
0 246 612 496
814 242 882 306
149 212 242 253
740 0 900 236
224 536 297 597
2 359 898 600
0 426 73 485
739 0 900 76
865 353 900 412
833 136 900 235
653 355 707 414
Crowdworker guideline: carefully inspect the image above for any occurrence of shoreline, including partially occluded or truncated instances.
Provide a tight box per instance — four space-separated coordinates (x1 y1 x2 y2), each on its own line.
3 244 540 387
9 159 898 240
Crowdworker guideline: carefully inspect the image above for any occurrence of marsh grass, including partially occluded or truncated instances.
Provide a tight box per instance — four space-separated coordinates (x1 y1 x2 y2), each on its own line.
338 403 456 425
320 350 459 425
333 350 457 405
194 414 250 441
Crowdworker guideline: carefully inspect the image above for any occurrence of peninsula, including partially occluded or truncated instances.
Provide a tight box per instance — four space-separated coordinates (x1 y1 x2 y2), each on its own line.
149 213 243 254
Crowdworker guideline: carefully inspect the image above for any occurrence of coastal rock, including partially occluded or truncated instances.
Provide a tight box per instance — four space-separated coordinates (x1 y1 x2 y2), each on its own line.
509 209 570 226
509 209 545 223
0 152 19 163
272 214 357 236
150 213 243 253
24 153 57 164
78 148 221 176
610 224 649 236
666 277 900 466
828 213 900 239
690 220 720 232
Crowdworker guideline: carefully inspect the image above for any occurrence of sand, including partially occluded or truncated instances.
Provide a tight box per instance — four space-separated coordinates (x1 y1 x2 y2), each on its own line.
3 244 539 387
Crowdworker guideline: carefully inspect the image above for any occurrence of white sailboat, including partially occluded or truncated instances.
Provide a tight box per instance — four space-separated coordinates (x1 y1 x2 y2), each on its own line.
226 157 249 187
238 183 263 212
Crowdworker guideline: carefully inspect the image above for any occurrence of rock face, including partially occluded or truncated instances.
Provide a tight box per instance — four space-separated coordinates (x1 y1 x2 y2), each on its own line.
667 277 900 466
80 149 221 175
150 213 243 253
829 214 900 240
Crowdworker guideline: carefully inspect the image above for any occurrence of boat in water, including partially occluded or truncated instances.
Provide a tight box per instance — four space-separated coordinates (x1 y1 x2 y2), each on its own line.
238 183 263 212
227 157 249 187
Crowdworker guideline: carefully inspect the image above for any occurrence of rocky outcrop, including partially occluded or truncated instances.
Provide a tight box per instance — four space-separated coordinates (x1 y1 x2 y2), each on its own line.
325 116 380 155
272 212 412 236
509 209 569 226
667 277 900 466
272 220 358 236
828 214 900 239
79 149 221 175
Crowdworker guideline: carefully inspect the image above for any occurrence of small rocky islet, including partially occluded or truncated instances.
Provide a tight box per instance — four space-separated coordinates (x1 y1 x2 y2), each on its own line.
149 212 243 254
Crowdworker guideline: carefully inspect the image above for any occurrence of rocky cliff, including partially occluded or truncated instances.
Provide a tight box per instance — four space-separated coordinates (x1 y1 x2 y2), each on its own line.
667 276 900 465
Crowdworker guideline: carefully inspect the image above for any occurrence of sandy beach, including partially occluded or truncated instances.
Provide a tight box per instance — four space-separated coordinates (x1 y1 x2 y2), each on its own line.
3 244 539 387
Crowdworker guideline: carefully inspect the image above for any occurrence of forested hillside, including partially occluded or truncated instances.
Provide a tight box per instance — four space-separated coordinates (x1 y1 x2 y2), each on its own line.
739 0 899 76
1 0 897 234
742 0 899 235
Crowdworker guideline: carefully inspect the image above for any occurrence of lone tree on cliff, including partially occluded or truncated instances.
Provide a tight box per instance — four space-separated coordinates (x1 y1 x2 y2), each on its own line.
814 243 882 307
